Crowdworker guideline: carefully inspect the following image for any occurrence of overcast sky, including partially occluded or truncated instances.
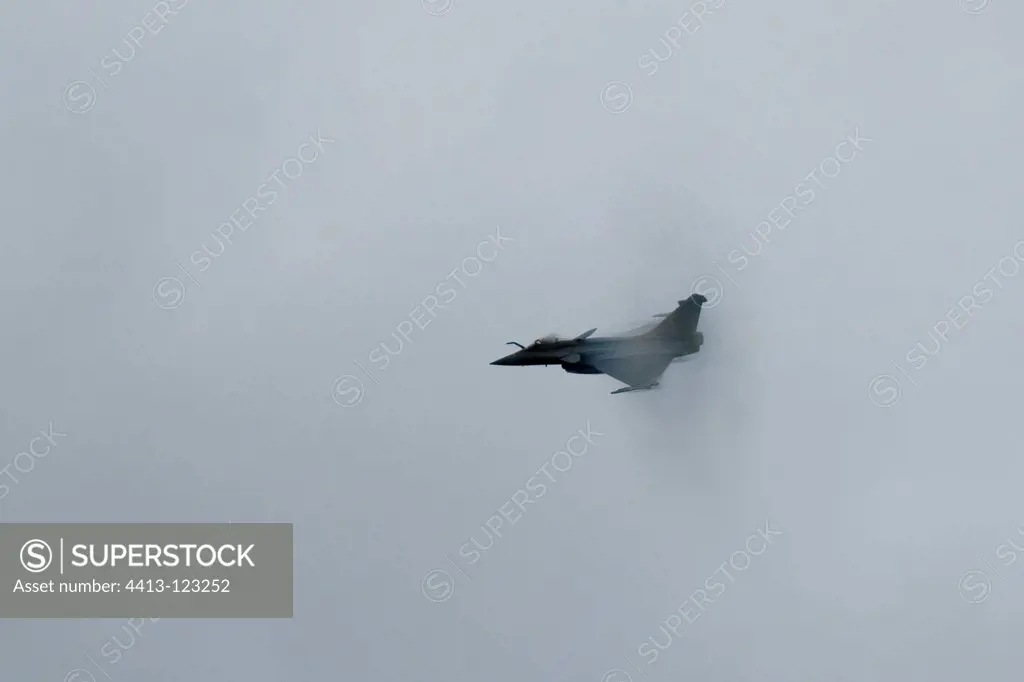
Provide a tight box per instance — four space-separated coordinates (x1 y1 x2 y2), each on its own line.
2 0 1024 679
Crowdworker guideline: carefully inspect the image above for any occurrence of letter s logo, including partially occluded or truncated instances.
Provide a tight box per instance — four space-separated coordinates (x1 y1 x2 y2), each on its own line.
421 569 454 602
63 81 97 114
152 277 185 310
958 571 991 604
332 375 364 407
20 539 53 573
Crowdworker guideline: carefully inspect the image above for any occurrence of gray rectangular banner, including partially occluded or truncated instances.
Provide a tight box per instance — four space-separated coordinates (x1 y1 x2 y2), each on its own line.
0 523 292 618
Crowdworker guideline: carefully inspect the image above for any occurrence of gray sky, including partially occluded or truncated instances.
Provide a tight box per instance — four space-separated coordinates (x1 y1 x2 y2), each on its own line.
3 0 1024 679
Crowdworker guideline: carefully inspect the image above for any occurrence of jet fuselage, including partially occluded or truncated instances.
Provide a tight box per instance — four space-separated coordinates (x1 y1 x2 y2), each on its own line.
490 334 703 371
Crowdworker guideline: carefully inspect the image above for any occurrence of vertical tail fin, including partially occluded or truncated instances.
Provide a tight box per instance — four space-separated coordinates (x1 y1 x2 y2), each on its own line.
647 294 706 339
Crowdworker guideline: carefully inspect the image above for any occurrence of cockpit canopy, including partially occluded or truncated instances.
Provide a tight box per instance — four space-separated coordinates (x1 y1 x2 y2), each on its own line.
530 334 563 347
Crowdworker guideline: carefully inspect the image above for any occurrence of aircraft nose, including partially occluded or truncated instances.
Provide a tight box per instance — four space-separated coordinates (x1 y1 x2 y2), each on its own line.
491 350 523 366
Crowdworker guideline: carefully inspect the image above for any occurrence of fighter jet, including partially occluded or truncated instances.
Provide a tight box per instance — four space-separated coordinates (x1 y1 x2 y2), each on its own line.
490 294 708 394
